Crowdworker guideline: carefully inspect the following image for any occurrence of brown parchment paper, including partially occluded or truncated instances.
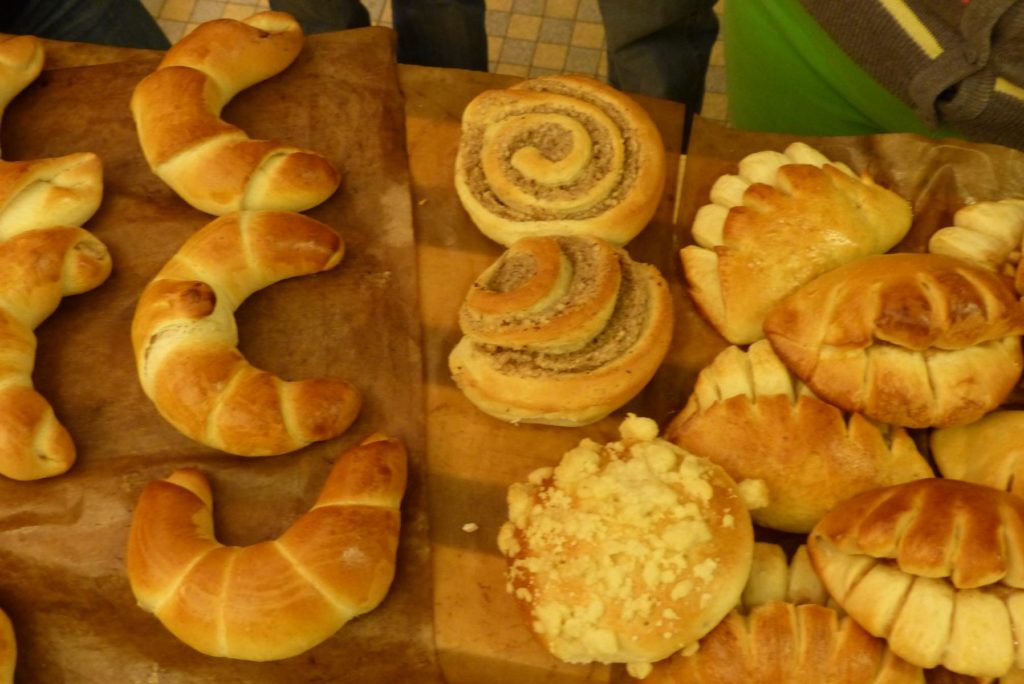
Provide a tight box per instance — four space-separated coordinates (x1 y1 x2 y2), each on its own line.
0 28 441 683
401 64 688 684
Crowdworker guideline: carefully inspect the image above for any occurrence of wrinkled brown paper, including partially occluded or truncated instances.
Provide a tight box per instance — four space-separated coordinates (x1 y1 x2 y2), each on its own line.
0 28 441 683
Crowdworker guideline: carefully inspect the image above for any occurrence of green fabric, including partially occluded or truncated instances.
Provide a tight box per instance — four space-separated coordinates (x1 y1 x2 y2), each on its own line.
724 0 962 139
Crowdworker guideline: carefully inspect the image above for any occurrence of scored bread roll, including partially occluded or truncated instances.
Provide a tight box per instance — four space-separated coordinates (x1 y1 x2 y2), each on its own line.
928 199 1024 296
763 252 1024 428
643 542 924 682
454 74 665 246
449 235 673 426
497 415 754 671
665 340 933 532
0 153 104 241
931 410 1024 498
126 434 406 661
0 227 112 480
808 478 1024 678
0 605 14 684
130 11 340 215
131 210 360 456
681 142 911 345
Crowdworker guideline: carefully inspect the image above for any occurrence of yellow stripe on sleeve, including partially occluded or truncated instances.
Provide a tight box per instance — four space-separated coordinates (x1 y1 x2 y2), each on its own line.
878 0 944 58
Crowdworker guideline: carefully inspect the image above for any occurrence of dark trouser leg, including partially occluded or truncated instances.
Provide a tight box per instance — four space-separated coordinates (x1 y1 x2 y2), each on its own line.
269 0 371 33
3 0 171 49
391 0 487 71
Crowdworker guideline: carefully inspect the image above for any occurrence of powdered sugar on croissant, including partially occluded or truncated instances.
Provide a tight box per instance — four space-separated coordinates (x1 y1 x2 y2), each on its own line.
682 142 911 344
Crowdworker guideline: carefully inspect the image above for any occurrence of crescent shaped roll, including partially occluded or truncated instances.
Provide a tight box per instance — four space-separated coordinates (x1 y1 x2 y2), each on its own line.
0 226 112 480
0 35 43 140
0 606 14 684
130 11 340 216
808 478 1024 678
126 434 407 661
449 235 673 426
682 142 912 345
931 410 1024 499
763 252 1024 428
130 210 361 456
454 74 666 246
665 340 933 533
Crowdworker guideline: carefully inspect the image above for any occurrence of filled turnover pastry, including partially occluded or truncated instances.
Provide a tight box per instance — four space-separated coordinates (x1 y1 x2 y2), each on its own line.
808 478 1024 678
497 415 754 673
682 142 911 344
449 234 673 426
763 252 1024 428
454 74 665 247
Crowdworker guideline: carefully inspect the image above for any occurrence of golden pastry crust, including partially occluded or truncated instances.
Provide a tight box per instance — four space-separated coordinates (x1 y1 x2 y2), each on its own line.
682 142 912 345
928 199 1024 296
454 74 666 246
665 340 933 532
497 416 753 669
130 12 339 215
931 410 1024 499
808 478 1024 678
131 211 360 456
763 252 1024 428
450 235 673 426
126 435 406 661
0 606 14 684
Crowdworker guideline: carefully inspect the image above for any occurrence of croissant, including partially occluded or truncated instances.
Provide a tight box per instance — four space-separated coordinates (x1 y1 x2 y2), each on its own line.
764 252 1024 428
126 434 407 661
0 606 14 684
0 226 111 480
130 11 340 216
808 478 1024 678
681 142 911 344
665 340 933 532
454 74 665 246
449 234 673 426
0 35 43 145
928 199 1024 296
131 210 360 456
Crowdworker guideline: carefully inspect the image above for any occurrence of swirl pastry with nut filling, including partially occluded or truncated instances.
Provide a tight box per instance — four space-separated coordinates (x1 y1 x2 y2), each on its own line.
682 142 911 345
449 234 673 426
665 340 933 533
808 478 1024 679
454 74 665 247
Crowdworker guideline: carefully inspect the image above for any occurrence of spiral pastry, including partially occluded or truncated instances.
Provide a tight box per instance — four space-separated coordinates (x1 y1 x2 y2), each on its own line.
449 235 673 426
454 74 666 247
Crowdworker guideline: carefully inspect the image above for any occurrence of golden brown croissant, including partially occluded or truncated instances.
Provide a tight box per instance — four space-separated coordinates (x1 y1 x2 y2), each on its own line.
0 605 14 684
130 11 340 215
0 35 43 149
126 434 407 661
665 340 933 532
0 226 111 480
764 252 1024 428
454 74 665 246
130 210 360 456
931 411 1024 498
449 234 673 426
928 199 1024 296
808 478 1024 678
682 142 912 345
0 153 104 240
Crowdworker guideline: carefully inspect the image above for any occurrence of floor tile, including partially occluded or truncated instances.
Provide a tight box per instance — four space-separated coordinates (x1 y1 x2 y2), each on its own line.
222 3 257 20
499 38 535 66
489 0 514 11
485 10 510 37
506 14 542 41
705 64 726 94
495 62 529 77
545 0 578 20
564 45 600 75
141 0 165 16
532 42 567 70
156 17 186 42
511 0 545 16
570 21 603 49
576 0 602 22
160 0 195 22
538 16 573 44
191 0 226 23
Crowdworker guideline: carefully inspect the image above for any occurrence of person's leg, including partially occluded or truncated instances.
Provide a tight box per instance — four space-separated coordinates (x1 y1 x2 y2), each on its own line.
269 0 371 34
3 0 170 50
597 0 718 110
391 0 487 71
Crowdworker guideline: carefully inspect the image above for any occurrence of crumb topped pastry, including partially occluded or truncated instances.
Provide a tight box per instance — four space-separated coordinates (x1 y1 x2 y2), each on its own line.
497 415 754 671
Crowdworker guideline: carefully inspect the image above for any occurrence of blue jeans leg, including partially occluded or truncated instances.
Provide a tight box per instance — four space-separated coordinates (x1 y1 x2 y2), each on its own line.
597 0 718 142
268 0 371 33
3 0 170 50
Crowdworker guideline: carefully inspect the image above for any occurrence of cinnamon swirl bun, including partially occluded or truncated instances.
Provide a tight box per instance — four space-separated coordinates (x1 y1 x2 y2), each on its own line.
449 235 673 426
454 74 666 247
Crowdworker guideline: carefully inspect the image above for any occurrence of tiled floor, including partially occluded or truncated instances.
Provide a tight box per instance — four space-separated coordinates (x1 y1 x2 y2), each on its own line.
142 0 728 125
